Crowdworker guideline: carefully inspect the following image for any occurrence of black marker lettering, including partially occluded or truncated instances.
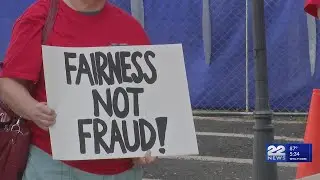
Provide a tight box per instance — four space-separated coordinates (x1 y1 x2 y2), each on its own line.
93 118 111 154
139 118 157 151
113 87 129 118
143 51 157 84
90 52 99 85
122 120 140 152
64 52 77 85
155 117 168 154
119 51 133 83
109 120 127 154
95 51 112 85
75 53 94 85
92 89 113 117
126 87 144 116
107 52 123 84
131 51 144 83
78 119 93 154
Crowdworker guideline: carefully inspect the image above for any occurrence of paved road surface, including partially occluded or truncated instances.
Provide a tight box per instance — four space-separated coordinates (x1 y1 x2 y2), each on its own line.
142 116 306 180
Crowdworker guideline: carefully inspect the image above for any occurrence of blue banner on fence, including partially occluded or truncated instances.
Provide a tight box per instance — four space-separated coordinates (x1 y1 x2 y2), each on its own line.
0 0 319 111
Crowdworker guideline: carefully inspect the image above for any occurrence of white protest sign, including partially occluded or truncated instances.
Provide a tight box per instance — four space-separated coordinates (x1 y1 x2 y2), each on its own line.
42 44 198 160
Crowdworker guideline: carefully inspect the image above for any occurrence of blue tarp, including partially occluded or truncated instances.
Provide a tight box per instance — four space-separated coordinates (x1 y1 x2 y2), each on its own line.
0 0 317 111
247 0 317 111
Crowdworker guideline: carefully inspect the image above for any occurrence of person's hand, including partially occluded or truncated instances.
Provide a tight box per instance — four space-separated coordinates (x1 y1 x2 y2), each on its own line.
28 102 56 131
133 151 157 165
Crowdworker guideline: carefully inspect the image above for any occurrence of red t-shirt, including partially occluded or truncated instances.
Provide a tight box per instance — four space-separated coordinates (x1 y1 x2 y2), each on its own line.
1 0 150 175
305 0 320 17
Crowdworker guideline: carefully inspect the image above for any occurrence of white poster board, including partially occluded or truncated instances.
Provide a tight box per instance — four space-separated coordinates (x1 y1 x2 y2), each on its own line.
42 44 198 160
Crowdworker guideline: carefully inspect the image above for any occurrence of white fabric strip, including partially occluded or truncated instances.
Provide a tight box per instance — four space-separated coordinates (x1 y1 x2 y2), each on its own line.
130 0 145 27
202 0 212 64
307 14 317 76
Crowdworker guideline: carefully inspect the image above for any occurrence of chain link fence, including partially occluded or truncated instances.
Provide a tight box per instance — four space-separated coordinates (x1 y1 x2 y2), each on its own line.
107 0 314 115
253 0 312 113
205 0 247 112
0 0 314 115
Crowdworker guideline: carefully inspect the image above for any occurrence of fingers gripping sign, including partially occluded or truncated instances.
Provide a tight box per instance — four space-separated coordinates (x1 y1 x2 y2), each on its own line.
31 102 56 131
133 150 157 166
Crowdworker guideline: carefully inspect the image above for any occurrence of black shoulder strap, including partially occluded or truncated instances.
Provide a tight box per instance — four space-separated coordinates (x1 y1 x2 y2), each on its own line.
42 0 59 44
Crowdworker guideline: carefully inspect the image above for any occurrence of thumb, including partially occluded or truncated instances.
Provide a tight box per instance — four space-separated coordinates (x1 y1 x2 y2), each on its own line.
39 102 47 105
38 102 54 115
145 150 152 158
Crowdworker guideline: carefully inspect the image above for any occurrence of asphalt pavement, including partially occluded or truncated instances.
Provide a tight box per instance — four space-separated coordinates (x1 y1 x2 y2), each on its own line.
142 116 306 180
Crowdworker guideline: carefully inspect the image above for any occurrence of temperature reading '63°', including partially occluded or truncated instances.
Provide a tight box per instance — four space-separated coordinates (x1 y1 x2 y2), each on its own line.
290 146 298 151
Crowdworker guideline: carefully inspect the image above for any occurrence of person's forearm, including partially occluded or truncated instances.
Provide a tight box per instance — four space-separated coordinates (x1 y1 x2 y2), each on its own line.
0 78 38 120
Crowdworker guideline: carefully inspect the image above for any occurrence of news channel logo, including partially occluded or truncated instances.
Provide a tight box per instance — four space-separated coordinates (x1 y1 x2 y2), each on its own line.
266 144 312 162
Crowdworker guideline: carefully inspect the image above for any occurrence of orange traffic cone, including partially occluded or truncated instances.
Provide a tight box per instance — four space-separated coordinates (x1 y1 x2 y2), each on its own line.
296 89 320 179
304 0 320 18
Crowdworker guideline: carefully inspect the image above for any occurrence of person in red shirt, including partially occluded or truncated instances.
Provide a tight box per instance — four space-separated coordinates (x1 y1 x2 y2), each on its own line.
0 0 156 179
305 0 320 18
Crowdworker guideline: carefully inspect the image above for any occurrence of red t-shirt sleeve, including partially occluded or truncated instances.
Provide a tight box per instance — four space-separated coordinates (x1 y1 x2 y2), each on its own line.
139 30 151 45
305 0 320 17
137 25 151 45
1 12 46 83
